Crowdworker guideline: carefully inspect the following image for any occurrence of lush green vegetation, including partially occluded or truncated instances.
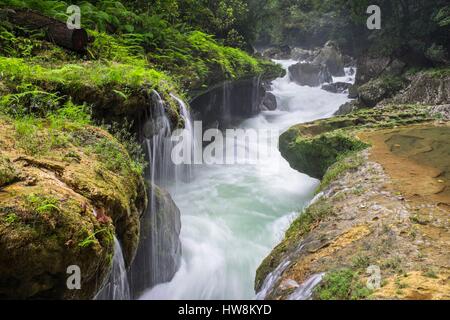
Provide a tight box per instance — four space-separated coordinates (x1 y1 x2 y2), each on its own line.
0 0 281 92
253 0 449 63
313 268 372 300
319 152 365 192
0 1 284 181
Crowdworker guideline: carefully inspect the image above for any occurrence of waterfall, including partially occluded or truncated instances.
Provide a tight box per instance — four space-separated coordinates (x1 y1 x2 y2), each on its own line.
129 90 194 297
255 259 291 300
142 59 350 300
170 93 196 183
95 236 130 300
252 75 263 114
221 82 232 125
147 90 174 187
287 273 325 300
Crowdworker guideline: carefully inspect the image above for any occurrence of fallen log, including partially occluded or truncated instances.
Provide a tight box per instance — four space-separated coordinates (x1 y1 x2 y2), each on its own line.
5 8 88 53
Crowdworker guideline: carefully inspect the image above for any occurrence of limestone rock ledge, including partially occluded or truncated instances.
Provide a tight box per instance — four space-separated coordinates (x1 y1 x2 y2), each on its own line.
256 106 450 300
0 117 147 299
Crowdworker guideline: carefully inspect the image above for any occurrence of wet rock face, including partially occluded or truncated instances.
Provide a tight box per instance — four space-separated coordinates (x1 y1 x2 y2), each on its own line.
129 186 181 297
0 120 146 299
190 78 268 129
288 62 333 87
321 82 352 94
262 45 292 60
262 92 278 111
312 41 345 77
358 76 407 108
356 56 406 86
334 100 361 116
291 47 316 61
388 72 450 106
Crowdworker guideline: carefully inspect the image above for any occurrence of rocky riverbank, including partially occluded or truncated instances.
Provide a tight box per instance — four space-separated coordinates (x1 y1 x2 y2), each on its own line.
255 104 450 300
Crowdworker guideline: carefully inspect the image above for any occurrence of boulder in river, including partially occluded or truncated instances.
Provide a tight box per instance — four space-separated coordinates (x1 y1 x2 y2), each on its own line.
321 82 352 94
262 45 292 60
291 47 315 61
262 92 278 111
312 41 345 77
289 62 333 87
358 76 407 107
348 84 359 99
129 185 182 297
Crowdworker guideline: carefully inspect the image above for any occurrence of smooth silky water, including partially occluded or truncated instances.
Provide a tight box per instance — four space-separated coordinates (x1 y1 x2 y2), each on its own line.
141 60 353 300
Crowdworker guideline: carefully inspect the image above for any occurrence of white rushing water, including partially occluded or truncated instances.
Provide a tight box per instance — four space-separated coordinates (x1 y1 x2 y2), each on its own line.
95 236 130 300
142 60 353 300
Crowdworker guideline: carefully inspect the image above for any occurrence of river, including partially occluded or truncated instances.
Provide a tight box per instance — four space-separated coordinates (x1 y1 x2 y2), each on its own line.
141 60 353 299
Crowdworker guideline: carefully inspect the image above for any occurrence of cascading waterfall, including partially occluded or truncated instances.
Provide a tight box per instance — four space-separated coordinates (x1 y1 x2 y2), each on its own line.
129 90 195 297
251 75 263 114
170 93 196 184
142 59 354 300
287 273 325 300
221 82 232 126
148 90 174 186
95 236 130 300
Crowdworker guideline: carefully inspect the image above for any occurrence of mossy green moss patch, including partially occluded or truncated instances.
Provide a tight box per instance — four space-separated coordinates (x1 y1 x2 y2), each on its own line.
279 104 437 181
280 130 368 179
0 112 146 299
313 268 372 300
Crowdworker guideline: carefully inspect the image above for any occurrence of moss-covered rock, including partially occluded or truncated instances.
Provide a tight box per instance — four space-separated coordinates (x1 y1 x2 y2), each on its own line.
279 104 437 180
0 154 18 188
257 104 450 300
280 130 368 179
358 75 407 107
0 115 146 299
312 41 345 77
386 70 450 106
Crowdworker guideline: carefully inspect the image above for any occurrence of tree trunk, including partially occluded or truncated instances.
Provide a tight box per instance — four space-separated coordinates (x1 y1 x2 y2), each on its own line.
6 9 88 53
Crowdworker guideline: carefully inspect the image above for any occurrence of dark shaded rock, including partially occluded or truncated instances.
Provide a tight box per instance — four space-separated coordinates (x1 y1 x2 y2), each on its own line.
356 56 391 85
129 186 181 298
356 56 406 86
262 45 292 60
291 47 315 61
358 76 407 108
387 71 450 106
321 82 352 94
262 92 278 111
313 41 345 76
334 100 361 115
190 77 267 129
343 55 356 68
348 85 358 99
289 62 333 87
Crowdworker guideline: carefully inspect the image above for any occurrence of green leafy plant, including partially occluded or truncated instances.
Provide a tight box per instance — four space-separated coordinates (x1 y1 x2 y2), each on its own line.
314 268 372 300
78 228 109 248
4 213 18 224
25 193 60 215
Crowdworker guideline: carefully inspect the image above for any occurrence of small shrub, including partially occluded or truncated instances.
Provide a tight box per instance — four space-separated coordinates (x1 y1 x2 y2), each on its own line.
314 269 372 300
